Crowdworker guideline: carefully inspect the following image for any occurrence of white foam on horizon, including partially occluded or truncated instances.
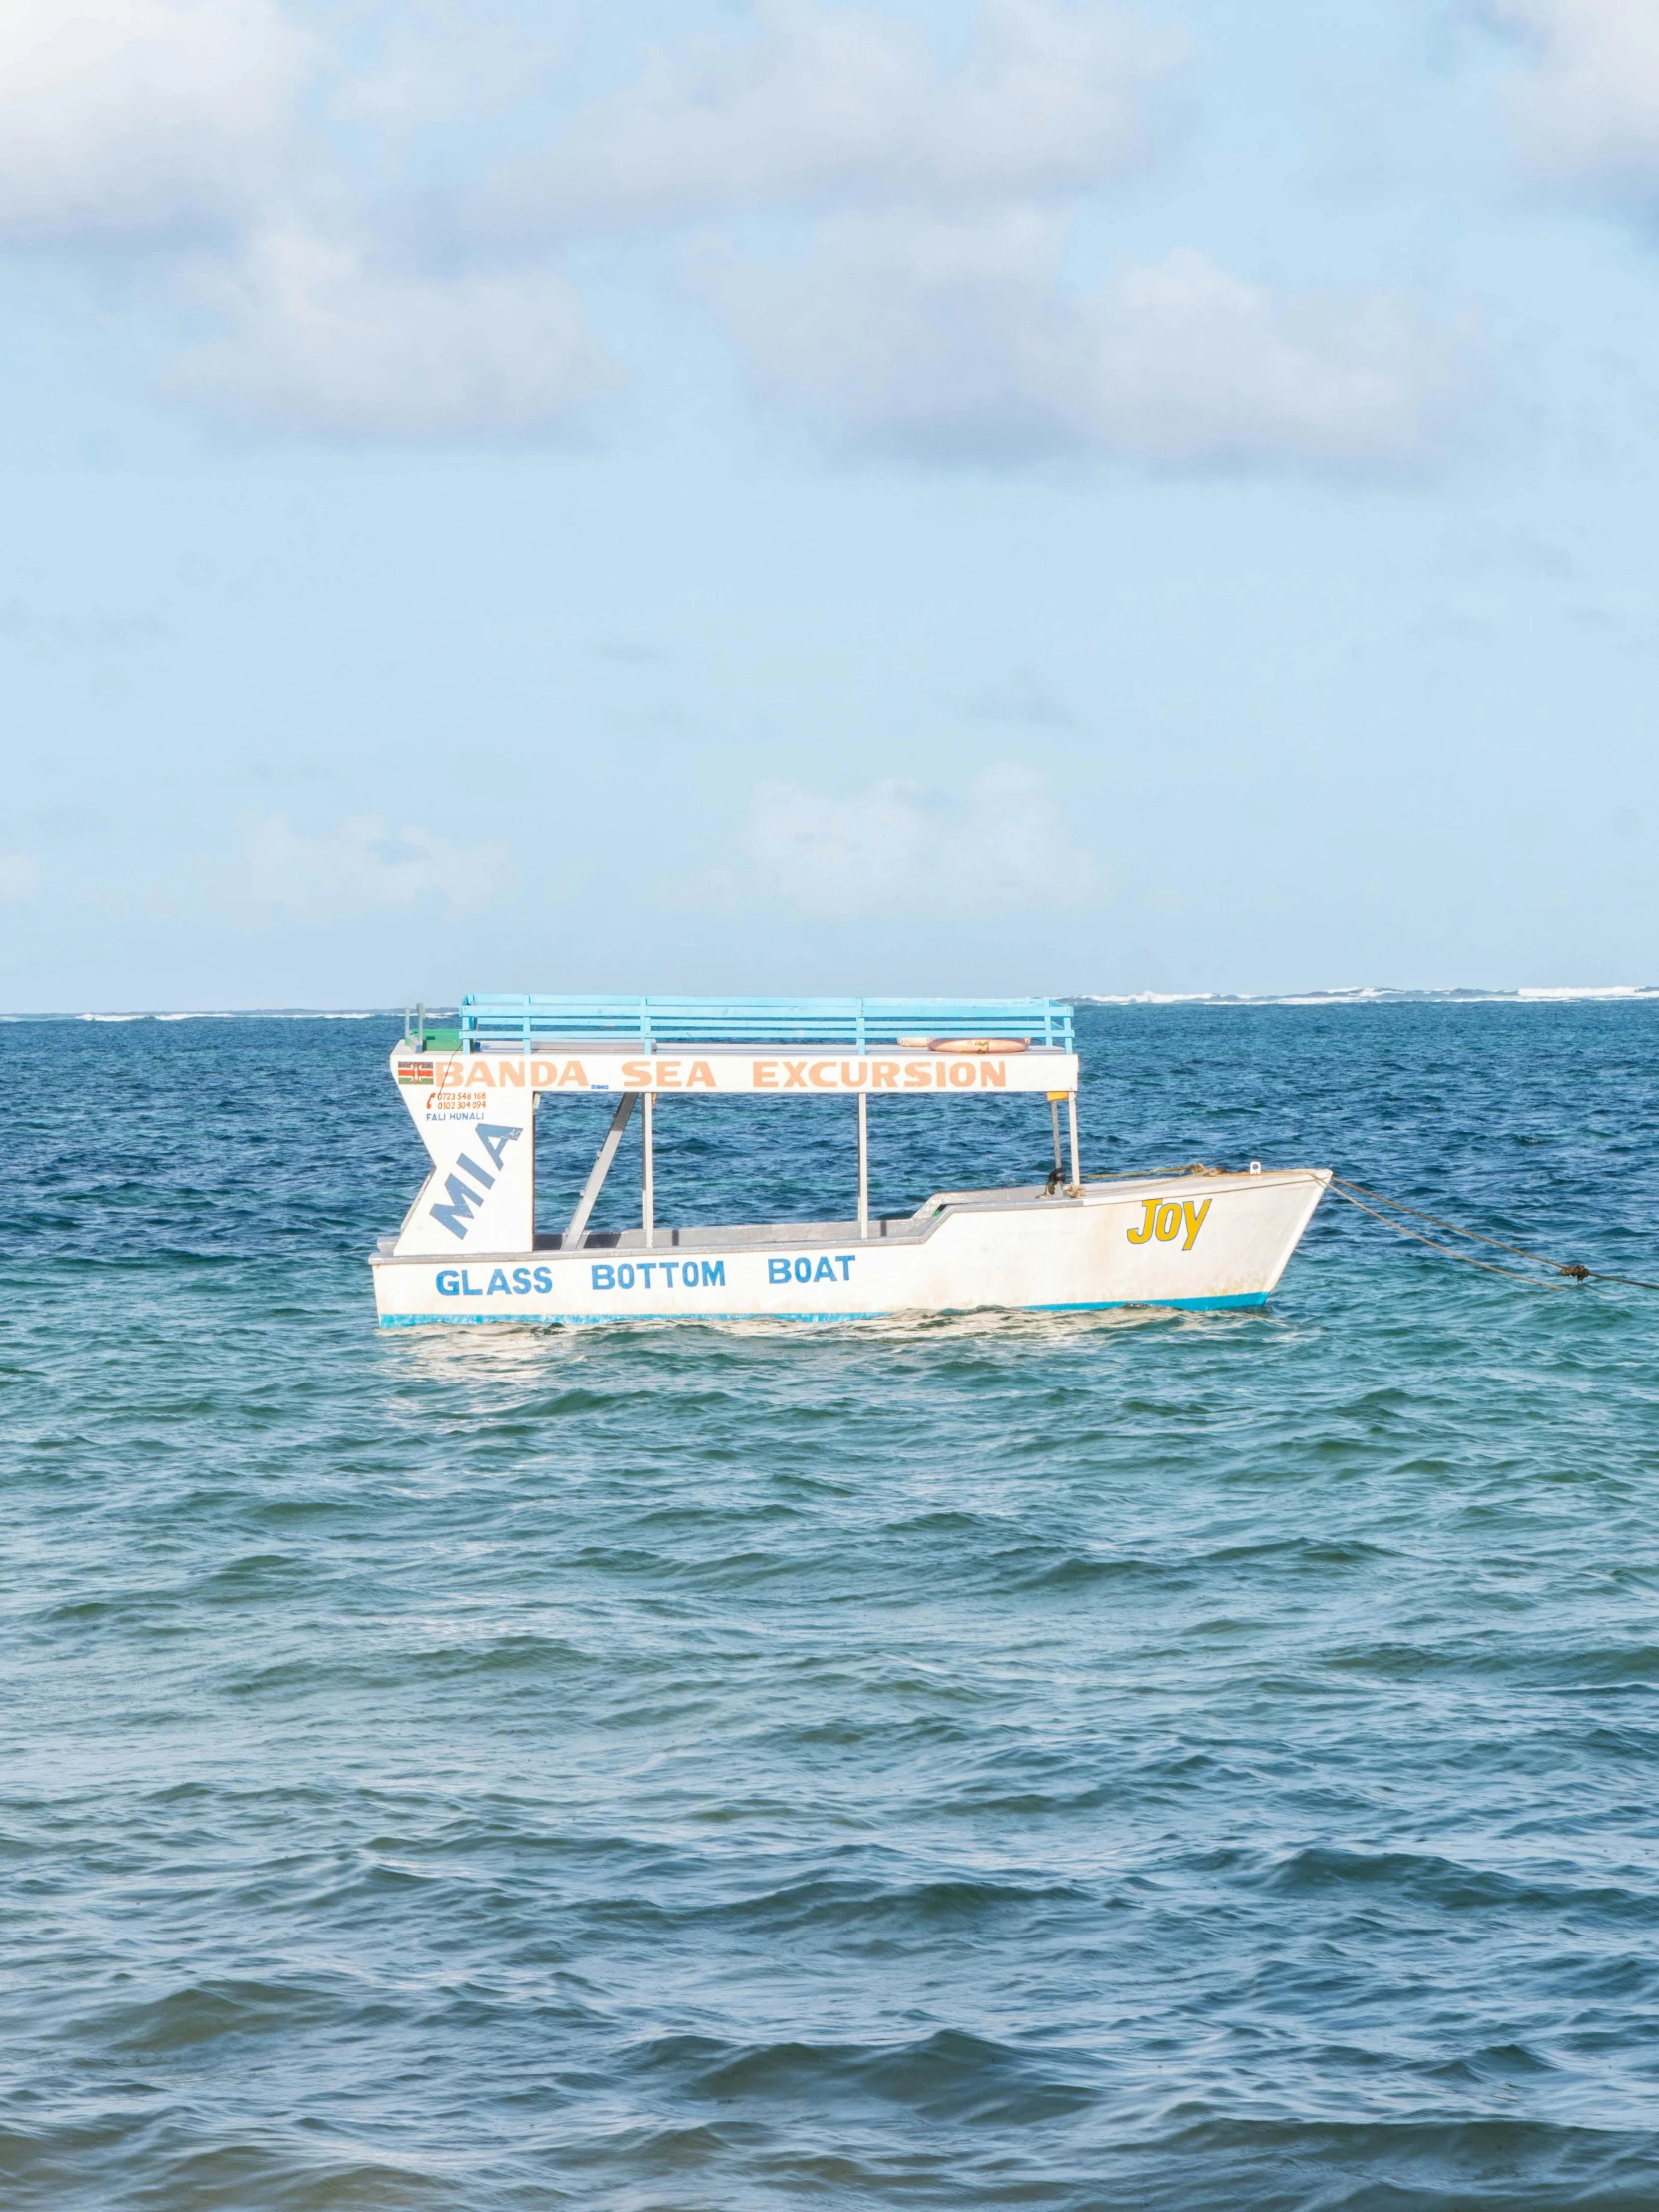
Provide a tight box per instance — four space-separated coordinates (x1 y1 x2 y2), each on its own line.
5 992 1657 1020
1074 986 1659 1007
53 1007 400 1022
1515 985 1645 999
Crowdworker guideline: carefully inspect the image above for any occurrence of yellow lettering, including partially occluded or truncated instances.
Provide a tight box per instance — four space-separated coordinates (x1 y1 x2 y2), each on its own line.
1127 1198 1158 1245
1182 1198 1211 1250
687 1060 715 1089
1155 1202 1182 1242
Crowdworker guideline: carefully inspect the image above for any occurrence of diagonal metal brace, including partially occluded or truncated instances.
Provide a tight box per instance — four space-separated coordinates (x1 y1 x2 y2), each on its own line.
564 1093 638 1250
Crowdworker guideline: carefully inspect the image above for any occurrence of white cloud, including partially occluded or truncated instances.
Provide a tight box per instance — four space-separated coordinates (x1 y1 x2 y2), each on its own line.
171 228 616 435
1493 0 1659 203
0 852 43 902
327 2 585 133
744 764 1092 915
485 0 1185 238
0 0 1474 471
0 0 312 241
707 216 1478 469
249 815 509 915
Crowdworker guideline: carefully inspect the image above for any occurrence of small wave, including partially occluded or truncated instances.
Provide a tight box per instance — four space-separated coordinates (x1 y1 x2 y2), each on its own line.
1265 1845 1655 1923
633 2024 1098 2123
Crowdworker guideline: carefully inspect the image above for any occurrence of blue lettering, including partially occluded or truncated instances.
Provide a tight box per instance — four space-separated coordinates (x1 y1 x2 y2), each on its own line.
836 1255 855 1279
813 1255 837 1282
661 1261 678 1287
532 1266 553 1293
511 1266 532 1294
486 1268 511 1295
476 1122 523 1170
638 1262 655 1288
702 1261 725 1286
617 1263 635 1289
462 1270 483 1297
455 1151 495 1190
794 1257 812 1284
591 1263 615 1289
436 1269 461 1296
432 1173 487 1240
768 1258 791 1284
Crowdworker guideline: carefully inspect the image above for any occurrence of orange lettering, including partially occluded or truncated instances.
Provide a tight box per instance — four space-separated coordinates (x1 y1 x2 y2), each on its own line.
497 1060 525 1086
871 1061 899 1089
657 1060 683 1088
559 1060 588 1088
686 1060 716 1089
840 1060 867 1088
782 1061 810 1089
978 1060 1006 1088
622 1060 650 1088
530 1059 557 1088
903 1061 931 1089
808 1060 837 1087
753 1060 778 1089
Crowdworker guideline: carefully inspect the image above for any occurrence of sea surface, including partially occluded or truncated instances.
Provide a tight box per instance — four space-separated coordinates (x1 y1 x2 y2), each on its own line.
5 999 1659 2211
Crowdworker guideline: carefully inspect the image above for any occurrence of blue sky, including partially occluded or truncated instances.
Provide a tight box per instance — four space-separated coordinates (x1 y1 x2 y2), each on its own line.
3 0 1658 1009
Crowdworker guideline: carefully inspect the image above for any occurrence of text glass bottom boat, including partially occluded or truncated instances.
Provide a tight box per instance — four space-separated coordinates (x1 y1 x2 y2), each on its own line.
371 995 1329 1327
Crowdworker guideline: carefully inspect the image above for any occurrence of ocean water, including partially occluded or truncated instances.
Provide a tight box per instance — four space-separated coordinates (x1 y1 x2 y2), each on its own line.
5 1000 1659 2211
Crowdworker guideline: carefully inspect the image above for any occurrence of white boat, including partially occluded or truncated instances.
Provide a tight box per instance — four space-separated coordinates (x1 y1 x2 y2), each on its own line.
371 996 1329 1328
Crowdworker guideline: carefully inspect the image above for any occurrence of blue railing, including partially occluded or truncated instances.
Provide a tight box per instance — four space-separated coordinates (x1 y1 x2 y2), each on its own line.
454 995 1074 1052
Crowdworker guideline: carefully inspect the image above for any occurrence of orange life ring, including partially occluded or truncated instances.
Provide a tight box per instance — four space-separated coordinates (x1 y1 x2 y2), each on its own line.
927 1036 1031 1054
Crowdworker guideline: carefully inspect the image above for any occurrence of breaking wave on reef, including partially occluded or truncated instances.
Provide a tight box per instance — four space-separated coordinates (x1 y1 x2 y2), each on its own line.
0 986 1655 1023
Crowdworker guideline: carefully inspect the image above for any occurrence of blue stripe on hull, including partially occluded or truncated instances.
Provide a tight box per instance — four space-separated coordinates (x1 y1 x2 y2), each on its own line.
376 1292 1269 1329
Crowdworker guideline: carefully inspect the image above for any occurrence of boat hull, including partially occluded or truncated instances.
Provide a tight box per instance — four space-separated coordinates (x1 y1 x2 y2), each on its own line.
371 1167 1329 1328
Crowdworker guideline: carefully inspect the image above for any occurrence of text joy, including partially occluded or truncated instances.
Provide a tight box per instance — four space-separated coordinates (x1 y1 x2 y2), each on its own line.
1126 1197 1212 1250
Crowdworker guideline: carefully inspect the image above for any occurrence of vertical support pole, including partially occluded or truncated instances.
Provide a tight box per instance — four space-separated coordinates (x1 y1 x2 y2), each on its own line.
1067 1092 1082 1195
415 1001 424 1050
642 1088 655 1249
1050 1097 1063 1174
857 1089 869 1240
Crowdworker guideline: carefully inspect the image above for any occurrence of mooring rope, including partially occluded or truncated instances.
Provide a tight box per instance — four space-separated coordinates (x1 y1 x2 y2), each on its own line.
1326 1174 1659 1292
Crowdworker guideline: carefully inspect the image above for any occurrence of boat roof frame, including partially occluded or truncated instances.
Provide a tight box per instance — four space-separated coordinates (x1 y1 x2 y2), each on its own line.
422 993 1075 1053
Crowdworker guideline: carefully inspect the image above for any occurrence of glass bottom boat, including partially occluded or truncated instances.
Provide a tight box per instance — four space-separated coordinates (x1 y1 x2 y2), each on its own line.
371 996 1329 1328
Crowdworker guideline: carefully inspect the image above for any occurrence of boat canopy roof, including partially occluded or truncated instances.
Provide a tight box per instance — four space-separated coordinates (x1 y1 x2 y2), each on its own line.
449 994 1074 1052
